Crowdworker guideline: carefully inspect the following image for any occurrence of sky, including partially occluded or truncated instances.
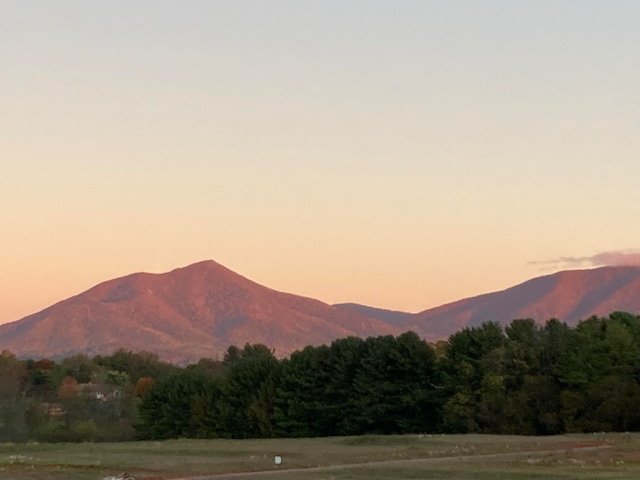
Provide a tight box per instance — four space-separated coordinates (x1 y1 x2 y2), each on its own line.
1 1 639 324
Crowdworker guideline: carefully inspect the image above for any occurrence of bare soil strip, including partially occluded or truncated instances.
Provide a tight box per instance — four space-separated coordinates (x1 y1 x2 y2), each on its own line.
175 444 611 480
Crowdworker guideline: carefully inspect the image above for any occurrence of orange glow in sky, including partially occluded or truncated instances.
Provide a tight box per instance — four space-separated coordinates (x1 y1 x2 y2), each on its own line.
1 2 639 324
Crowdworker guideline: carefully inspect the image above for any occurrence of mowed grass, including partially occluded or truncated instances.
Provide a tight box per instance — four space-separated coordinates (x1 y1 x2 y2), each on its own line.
1 432 640 480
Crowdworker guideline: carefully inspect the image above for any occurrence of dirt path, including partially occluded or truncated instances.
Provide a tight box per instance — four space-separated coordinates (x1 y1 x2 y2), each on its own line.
174 444 611 480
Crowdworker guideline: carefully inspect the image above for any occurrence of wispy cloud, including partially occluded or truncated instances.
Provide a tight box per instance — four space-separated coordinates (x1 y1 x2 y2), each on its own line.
529 249 640 270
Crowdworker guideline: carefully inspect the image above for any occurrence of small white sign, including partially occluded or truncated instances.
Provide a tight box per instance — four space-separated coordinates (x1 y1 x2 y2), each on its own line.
274 455 282 465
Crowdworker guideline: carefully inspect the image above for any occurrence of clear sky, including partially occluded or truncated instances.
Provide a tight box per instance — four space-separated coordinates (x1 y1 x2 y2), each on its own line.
2 1 639 324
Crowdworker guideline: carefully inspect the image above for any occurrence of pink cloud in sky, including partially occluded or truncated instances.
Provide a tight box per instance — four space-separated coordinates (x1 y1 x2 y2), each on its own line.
530 249 640 269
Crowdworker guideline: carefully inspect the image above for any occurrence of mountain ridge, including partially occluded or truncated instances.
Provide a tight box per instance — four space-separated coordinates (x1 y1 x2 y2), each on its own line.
399 265 640 340
1 262 640 363
0 260 400 363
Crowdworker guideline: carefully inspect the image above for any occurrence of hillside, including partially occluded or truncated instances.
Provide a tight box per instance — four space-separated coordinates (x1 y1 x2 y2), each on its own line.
332 303 413 326
1 262 640 362
0 260 400 363
401 265 640 341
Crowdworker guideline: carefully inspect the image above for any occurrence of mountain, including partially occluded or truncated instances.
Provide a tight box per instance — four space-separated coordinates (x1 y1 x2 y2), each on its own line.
0 260 400 363
332 303 413 326
398 265 640 341
2 262 640 363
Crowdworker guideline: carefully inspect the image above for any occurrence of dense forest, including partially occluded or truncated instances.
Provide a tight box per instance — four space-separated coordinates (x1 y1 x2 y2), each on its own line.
2 312 640 442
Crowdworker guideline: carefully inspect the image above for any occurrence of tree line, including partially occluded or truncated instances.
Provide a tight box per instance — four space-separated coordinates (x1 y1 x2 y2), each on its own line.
2 311 640 442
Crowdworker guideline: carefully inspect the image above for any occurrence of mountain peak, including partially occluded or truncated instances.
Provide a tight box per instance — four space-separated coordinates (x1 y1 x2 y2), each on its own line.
1 263 639 363
399 265 640 341
0 260 399 363
171 259 225 271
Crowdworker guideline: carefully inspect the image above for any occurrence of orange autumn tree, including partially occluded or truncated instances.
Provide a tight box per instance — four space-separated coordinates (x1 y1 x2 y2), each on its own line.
136 376 154 397
58 375 78 398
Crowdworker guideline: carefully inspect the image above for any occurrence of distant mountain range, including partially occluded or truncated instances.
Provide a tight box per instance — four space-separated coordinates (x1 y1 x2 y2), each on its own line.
1 261 639 363
339 265 640 342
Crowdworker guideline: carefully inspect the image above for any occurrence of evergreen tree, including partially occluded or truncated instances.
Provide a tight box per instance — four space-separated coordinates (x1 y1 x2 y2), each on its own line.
136 368 219 439
218 344 281 438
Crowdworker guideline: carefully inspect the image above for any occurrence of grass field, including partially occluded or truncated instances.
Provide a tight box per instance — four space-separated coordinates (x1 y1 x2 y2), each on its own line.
2 433 640 480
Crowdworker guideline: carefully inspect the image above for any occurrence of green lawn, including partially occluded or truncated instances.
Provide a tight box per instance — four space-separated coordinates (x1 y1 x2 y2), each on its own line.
1 433 639 480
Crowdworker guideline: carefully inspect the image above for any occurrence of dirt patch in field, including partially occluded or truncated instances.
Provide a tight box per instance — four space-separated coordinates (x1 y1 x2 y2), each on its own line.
561 441 611 449
512 440 624 469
